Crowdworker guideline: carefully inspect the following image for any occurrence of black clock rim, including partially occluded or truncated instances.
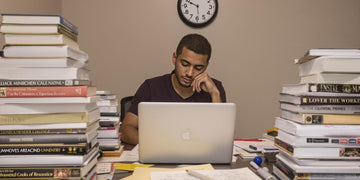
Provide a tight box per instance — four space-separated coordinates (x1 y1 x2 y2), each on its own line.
177 0 218 28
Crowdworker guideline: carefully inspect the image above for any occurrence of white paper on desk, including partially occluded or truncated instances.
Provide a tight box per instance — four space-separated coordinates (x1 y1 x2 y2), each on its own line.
150 168 261 180
99 144 139 163
234 139 278 153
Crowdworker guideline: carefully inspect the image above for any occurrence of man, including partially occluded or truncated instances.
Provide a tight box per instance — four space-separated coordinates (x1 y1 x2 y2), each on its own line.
120 34 226 145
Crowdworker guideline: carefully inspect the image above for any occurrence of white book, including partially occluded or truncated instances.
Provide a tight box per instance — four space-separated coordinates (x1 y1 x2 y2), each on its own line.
0 146 99 166
0 96 99 104
276 153 360 173
4 34 79 50
97 126 119 138
299 56 360 76
0 121 99 131
3 45 88 61
0 102 98 114
275 117 360 136
279 151 360 167
300 73 360 84
0 57 86 68
295 49 360 64
275 137 360 159
99 106 118 113
277 130 360 147
0 67 89 80
96 99 119 106
280 102 360 114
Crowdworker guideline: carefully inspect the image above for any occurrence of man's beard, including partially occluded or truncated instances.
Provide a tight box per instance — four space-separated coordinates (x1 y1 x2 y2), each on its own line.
175 74 192 88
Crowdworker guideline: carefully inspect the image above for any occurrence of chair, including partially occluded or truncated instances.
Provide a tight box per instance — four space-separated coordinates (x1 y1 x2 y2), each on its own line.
120 96 133 121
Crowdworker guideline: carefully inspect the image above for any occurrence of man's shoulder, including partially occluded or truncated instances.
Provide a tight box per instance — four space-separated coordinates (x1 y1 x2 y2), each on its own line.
143 73 171 85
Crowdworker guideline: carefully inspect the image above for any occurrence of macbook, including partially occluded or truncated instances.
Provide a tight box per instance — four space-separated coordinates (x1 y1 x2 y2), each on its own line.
138 102 236 164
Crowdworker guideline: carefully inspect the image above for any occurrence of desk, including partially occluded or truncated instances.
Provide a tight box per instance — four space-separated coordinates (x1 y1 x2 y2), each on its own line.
110 144 277 180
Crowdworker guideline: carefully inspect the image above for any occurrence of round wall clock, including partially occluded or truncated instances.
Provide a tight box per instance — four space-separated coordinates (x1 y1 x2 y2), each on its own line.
177 0 218 28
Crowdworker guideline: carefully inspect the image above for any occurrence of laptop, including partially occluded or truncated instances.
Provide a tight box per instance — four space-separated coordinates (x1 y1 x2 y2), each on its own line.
138 102 236 164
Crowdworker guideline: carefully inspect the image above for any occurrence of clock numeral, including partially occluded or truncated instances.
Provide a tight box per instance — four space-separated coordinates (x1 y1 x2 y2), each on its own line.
207 0 211 3
207 11 211 15
209 5 213 9
183 3 187 8
202 15 206 20
184 9 189 14
195 16 199 22
189 14 193 19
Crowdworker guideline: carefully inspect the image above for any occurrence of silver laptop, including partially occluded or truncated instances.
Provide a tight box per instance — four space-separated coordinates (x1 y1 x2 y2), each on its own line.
138 102 236 164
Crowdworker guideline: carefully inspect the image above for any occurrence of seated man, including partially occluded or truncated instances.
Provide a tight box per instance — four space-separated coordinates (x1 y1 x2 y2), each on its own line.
120 33 226 145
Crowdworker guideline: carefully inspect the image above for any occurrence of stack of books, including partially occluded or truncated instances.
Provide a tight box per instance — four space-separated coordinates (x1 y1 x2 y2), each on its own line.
96 90 122 154
273 49 360 180
0 13 99 180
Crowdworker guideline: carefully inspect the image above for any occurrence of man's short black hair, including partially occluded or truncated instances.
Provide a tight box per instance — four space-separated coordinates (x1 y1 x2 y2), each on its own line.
176 34 212 62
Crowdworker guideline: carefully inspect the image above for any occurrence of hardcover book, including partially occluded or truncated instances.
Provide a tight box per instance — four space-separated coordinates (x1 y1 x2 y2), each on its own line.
0 57 86 68
3 45 88 61
0 79 91 87
275 137 360 159
300 72 360 84
0 108 100 125
4 34 79 50
299 56 360 76
295 49 360 64
277 130 360 147
280 102 360 114
0 96 99 104
275 117 360 136
282 83 360 95
0 86 96 98
281 109 360 124
279 93 360 105
0 67 89 80
1 24 78 41
1 13 78 34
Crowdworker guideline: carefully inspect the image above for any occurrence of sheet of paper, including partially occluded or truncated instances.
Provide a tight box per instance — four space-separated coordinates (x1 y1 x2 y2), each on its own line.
129 164 214 180
234 139 278 153
150 168 262 180
100 144 139 163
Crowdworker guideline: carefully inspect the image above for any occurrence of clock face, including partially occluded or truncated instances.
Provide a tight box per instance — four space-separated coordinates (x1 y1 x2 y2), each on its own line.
177 0 218 28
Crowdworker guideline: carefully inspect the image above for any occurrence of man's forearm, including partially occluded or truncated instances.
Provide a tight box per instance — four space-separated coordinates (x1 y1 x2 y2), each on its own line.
120 125 139 145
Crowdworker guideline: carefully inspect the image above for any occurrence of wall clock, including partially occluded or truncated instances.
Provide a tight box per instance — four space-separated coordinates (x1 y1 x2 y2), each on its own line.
177 0 218 28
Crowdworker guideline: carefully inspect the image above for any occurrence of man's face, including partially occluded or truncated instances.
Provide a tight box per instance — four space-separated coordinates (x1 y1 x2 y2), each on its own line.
172 47 209 87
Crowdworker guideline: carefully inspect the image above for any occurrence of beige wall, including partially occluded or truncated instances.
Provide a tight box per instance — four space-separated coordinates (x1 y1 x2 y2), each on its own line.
1 0 360 138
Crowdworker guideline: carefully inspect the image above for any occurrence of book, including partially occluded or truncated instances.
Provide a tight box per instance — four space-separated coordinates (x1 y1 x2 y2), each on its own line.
0 79 91 87
282 83 360 94
0 67 89 80
279 93 360 105
0 142 94 155
275 137 360 159
276 152 360 173
4 34 79 50
275 117 360 136
3 45 88 61
0 108 100 125
0 96 99 104
299 56 360 76
0 102 98 115
300 72 360 84
0 57 86 68
101 145 124 157
273 161 360 180
98 106 118 113
96 99 119 106
0 145 99 166
1 13 78 34
0 86 96 98
277 130 360 147
97 126 119 138
281 109 360 124
0 129 98 144
0 121 99 135
0 153 98 179
278 151 360 166
0 121 99 131
1 24 78 41
280 102 360 114
295 49 360 64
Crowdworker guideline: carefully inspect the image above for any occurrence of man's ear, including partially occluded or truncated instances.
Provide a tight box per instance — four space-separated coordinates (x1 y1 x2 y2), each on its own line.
172 52 177 65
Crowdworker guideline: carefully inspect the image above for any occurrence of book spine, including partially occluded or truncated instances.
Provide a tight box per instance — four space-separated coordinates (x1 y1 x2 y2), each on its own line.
0 134 88 144
300 96 360 105
0 128 87 135
0 79 91 87
273 160 295 180
305 137 360 145
0 144 89 155
0 86 91 97
301 114 360 124
0 112 89 125
0 167 82 178
274 138 294 155
308 84 360 94
59 16 78 34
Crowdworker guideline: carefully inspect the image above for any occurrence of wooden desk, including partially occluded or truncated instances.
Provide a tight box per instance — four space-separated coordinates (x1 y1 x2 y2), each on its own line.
110 145 277 180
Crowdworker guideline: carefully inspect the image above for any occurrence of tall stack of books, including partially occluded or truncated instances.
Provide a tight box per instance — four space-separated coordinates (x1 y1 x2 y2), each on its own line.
96 90 122 154
273 49 360 180
0 14 99 180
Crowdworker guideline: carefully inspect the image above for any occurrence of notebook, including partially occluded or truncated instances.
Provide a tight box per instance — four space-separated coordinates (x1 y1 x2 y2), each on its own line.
138 102 236 164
